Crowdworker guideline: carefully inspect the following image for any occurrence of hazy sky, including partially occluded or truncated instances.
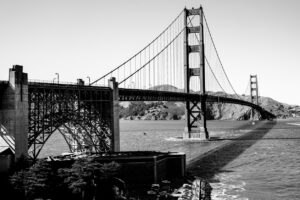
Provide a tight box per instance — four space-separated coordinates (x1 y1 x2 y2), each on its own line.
0 0 299 105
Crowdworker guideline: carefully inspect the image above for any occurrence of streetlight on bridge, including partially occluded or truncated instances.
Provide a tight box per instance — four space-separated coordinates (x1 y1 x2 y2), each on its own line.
55 73 59 84
87 76 90 85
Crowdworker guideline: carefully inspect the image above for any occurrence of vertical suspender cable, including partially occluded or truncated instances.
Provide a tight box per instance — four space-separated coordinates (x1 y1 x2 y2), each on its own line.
149 44 151 89
154 41 156 89
166 29 169 86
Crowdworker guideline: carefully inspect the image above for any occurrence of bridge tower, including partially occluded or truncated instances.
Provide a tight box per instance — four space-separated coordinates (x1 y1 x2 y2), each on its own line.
183 6 209 139
250 75 259 119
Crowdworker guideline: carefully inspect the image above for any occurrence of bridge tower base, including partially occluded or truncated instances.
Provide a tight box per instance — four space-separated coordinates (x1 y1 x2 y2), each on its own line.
183 128 207 140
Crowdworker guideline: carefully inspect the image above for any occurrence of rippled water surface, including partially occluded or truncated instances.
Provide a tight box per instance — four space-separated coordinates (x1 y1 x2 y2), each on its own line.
41 119 300 199
187 119 300 200
220 122 300 200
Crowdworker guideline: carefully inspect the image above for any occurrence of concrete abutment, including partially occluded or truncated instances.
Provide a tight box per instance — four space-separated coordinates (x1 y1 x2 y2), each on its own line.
0 65 28 160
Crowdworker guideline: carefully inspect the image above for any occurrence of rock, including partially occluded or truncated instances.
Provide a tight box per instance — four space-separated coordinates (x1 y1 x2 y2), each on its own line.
171 178 212 200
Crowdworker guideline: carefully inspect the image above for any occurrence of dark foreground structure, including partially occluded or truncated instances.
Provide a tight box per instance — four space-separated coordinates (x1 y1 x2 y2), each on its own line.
50 151 186 185
4 151 211 200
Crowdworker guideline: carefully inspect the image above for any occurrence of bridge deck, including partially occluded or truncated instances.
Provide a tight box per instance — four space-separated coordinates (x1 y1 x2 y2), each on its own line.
118 88 275 119
29 82 110 91
27 84 274 118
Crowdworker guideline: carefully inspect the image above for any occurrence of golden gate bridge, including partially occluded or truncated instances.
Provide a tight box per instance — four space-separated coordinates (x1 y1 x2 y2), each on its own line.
0 6 275 160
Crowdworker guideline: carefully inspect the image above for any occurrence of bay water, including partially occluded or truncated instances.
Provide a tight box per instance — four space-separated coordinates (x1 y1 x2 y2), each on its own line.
41 119 300 199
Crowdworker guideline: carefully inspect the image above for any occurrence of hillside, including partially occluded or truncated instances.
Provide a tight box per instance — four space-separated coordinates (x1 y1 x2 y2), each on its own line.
119 86 300 120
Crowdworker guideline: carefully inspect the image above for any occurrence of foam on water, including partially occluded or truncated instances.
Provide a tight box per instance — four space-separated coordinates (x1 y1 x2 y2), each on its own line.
165 137 206 141
211 174 248 200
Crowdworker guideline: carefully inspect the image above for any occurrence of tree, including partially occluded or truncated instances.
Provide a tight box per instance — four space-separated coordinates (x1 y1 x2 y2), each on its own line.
10 160 55 200
10 158 121 200
57 158 120 200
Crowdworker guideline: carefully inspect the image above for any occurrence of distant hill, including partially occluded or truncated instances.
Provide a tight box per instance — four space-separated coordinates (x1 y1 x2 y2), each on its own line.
258 96 300 118
119 85 300 120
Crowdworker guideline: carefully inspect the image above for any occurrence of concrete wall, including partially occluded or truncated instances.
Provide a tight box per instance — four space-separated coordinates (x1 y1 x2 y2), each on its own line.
92 152 186 184
0 155 13 174
0 65 28 160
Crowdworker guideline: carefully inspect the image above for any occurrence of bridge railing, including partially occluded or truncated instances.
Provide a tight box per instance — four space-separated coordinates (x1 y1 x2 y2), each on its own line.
28 79 105 87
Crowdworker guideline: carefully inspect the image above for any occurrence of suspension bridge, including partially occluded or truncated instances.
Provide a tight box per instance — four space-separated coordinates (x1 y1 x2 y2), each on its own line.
0 6 275 160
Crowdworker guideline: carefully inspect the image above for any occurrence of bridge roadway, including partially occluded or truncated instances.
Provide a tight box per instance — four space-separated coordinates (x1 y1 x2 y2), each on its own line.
27 82 274 119
118 88 275 119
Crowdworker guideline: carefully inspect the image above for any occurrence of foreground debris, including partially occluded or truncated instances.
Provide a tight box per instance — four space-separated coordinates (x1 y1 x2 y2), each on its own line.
132 178 212 200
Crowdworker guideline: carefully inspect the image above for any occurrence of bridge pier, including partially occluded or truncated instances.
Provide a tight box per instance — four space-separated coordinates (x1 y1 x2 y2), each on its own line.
109 77 120 152
0 65 28 160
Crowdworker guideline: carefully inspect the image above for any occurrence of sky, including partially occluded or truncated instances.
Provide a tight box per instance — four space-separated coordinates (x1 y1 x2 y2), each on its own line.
0 0 299 105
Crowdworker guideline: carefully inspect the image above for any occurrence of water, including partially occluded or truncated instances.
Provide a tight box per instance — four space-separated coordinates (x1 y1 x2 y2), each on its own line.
41 119 300 199
186 119 300 199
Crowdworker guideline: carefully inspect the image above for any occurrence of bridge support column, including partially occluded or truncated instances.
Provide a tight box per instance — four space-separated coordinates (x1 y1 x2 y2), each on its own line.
250 75 259 120
0 65 28 160
109 77 120 152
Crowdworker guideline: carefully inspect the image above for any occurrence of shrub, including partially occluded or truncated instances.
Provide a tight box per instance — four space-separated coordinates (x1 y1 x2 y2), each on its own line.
10 158 120 200
167 105 185 120
10 160 55 199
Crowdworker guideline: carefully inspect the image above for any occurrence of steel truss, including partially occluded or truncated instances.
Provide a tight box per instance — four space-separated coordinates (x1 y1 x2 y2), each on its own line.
28 83 113 159
187 101 202 129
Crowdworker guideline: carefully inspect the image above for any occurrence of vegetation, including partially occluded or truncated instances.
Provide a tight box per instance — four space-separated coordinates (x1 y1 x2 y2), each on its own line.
9 158 120 200
10 160 55 199
119 94 300 120
166 103 185 120
119 101 186 120
119 102 153 118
